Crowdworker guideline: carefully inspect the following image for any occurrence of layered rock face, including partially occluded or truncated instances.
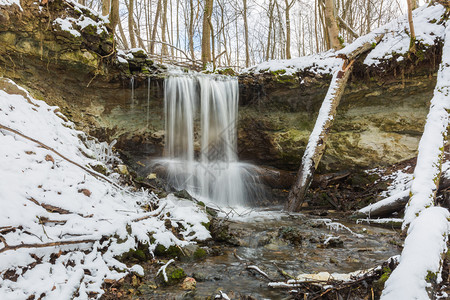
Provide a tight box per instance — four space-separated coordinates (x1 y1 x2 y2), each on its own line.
238 56 440 171
0 0 443 174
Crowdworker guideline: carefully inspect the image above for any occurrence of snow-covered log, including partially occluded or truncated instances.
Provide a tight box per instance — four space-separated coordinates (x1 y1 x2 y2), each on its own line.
286 34 384 212
381 23 450 300
357 190 410 217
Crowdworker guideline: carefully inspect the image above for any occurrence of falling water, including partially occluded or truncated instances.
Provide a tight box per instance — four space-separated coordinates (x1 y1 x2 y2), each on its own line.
146 77 151 128
154 74 263 207
130 76 135 109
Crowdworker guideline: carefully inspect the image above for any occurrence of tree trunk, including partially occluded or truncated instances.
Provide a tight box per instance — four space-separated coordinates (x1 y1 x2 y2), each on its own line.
102 0 110 16
150 0 162 54
266 0 274 61
286 33 384 212
284 0 294 59
118 19 129 49
109 0 119 34
128 0 136 48
406 0 416 53
161 0 168 55
243 0 250 67
189 0 195 61
286 59 353 212
323 0 341 50
201 0 214 67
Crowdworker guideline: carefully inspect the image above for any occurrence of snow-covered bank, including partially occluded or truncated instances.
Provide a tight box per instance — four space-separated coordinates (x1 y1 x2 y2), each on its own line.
381 22 450 300
0 78 210 299
243 3 446 76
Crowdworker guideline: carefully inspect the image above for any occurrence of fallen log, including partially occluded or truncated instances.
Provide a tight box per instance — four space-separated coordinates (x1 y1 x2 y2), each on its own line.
356 176 450 218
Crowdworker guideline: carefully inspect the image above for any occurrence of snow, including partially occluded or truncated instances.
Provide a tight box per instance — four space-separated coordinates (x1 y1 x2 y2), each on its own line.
0 0 22 10
403 22 450 226
381 22 450 300
297 59 345 185
156 259 174 283
52 6 109 38
244 3 447 75
381 207 450 300
365 4 446 66
0 78 210 299
358 190 410 215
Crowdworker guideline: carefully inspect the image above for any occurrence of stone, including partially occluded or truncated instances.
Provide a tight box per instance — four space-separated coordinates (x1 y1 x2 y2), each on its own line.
147 173 157 180
116 164 129 175
181 277 196 290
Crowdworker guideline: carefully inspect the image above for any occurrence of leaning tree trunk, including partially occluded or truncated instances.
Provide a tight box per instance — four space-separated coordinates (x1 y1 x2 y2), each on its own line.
381 24 450 300
286 59 353 212
150 0 162 54
286 33 384 212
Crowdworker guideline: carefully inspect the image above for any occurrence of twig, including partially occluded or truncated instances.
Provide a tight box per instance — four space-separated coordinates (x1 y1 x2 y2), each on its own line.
0 239 96 254
132 202 167 222
247 265 274 281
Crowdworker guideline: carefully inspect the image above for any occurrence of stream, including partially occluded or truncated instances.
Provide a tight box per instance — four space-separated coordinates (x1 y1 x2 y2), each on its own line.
137 207 401 299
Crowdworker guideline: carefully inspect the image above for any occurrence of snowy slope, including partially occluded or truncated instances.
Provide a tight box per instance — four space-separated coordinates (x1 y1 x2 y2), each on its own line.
0 79 210 299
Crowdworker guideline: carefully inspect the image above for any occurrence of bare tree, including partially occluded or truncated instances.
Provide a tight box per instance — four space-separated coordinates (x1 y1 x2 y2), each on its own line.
128 0 136 48
284 0 295 59
323 0 342 50
102 0 110 16
243 0 250 67
202 0 214 67
109 0 119 34
406 0 416 53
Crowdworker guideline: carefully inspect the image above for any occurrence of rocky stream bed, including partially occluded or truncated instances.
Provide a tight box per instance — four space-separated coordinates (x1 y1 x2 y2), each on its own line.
102 207 402 299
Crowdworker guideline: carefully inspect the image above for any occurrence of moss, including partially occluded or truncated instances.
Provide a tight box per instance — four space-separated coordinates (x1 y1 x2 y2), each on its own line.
201 221 210 230
156 265 186 286
193 247 207 260
373 267 392 292
426 271 437 283
91 164 108 175
169 268 186 280
154 244 182 258
119 245 149 262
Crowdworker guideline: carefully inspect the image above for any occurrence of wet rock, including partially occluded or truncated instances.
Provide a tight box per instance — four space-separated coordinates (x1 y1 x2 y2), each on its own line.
192 272 207 282
319 235 344 248
278 226 303 245
180 244 208 261
209 218 240 246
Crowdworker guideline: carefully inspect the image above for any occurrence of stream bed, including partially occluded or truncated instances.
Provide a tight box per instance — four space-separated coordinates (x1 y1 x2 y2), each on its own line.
136 207 401 299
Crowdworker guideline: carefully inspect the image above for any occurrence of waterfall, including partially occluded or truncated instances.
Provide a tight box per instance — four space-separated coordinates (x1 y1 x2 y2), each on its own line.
130 76 135 109
155 74 263 207
146 77 151 128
